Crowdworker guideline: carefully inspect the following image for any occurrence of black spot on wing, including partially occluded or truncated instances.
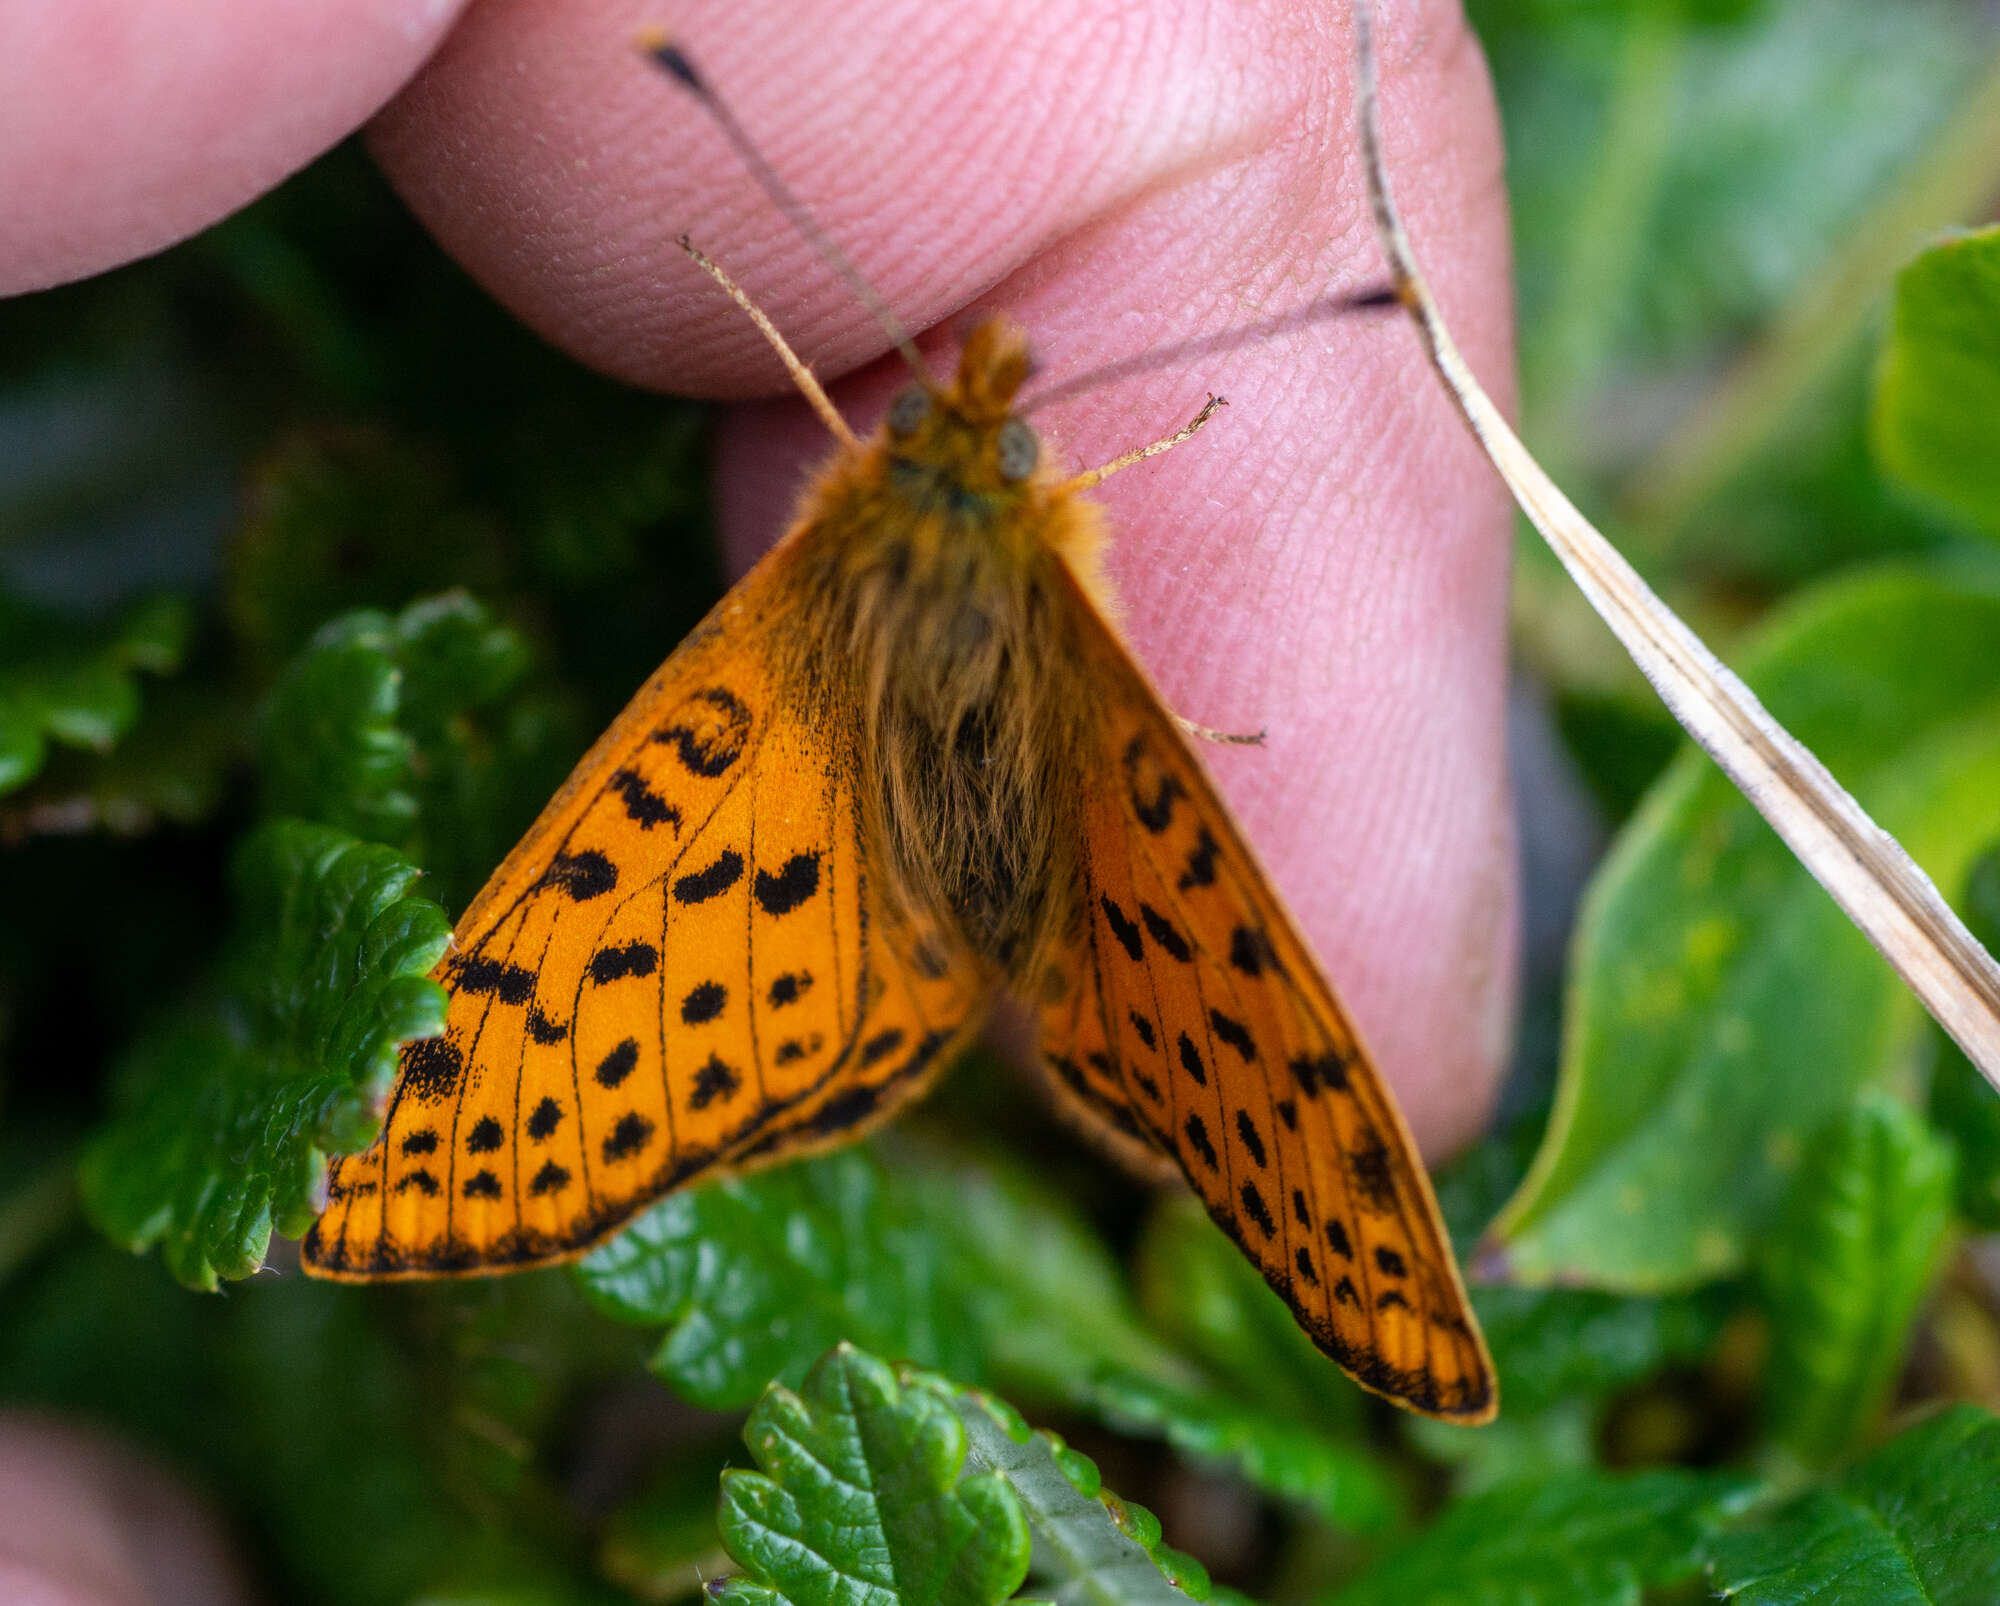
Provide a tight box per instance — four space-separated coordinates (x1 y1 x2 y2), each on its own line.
396 1169 439 1197
595 1038 640 1088
1333 1275 1359 1307
1235 1110 1267 1168
680 981 726 1024
1289 1050 1350 1096
1229 925 1277 977
526 1005 568 1045
1183 1113 1219 1171
453 958 535 1004
769 971 811 1007
1378 1290 1412 1312
401 1036 465 1103
1349 1136 1397 1213
463 1169 502 1199
811 1083 880 1134
1127 1010 1157 1049
1177 1033 1207 1087
1100 895 1143 963
528 1160 571 1196
674 849 744 905
466 1116 504 1154
1134 1071 1162 1103
610 767 681 830
1209 1009 1256 1062
527 1098 563 1141
589 942 658 984
1139 903 1190 963
656 686 750 777
754 851 821 916
602 1112 655 1162
1291 1187 1311 1227
541 849 617 900
1295 1247 1318 1285
690 1053 740 1109
1177 827 1218 891
774 1035 823 1065
1240 1180 1276 1238
861 1028 905 1067
1374 1246 1408 1277
400 1129 438 1157
1276 1098 1298 1131
1123 733 1185 833
1325 1218 1353 1259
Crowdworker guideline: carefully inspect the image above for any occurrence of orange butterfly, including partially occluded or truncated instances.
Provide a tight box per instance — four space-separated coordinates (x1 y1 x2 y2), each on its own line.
302 43 1496 1424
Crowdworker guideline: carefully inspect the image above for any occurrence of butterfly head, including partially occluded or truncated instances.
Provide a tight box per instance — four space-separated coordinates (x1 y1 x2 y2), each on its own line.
879 320 1044 506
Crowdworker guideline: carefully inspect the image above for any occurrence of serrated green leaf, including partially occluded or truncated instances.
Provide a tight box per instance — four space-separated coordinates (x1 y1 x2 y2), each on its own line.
261 591 577 910
577 1135 1400 1530
78 820 450 1287
1712 1405 2000 1603
0 591 190 795
1873 227 2000 539
715 1344 1030 1606
576 1144 991 1408
1497 565 2000 1288
1328 1468 1755 1606
1929 846 2000 1228
937 1373 1211 1606
1761 1091 1956 1467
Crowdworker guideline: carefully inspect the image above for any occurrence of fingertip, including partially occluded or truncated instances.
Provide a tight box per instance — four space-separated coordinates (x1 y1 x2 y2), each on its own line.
0 1416 253 1606
0 0 469 294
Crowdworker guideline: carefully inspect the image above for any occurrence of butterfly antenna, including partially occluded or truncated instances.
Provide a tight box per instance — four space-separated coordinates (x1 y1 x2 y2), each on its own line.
639 33 932 382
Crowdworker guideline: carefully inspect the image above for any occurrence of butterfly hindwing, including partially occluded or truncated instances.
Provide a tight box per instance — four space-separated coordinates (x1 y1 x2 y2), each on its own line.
303 552 982 1279
1040 570 1496 1422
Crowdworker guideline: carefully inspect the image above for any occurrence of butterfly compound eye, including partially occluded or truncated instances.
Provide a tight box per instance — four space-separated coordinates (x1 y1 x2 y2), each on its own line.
886 385 931 437
997 418 1039 482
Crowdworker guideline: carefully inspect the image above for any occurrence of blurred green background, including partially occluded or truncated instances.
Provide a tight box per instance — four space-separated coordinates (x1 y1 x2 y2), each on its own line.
4 0 2000 1601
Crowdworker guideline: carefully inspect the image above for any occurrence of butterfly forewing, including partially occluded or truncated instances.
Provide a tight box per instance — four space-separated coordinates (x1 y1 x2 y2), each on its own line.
303 552 982 1279
1040 570 1496 1422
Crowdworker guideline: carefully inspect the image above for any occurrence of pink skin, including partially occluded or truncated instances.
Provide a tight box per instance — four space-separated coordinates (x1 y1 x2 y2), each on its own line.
2 0 1513 1583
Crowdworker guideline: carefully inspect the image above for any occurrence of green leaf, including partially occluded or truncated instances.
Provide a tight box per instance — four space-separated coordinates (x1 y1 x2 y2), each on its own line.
1081 1364 1400 1534
715 1344 1031 1606
1873 227 2000 539
1134 1193 1364 1435
939 1373 1216 1606
1928 845 2000 1228
0 591 190 795
0 681 239 841
1712 1405 2000 1603
1470 1283 1731 1417
261 591 578 911
1328 1468 1754 1606
1496 565 2000 1288
1761 1091 1956 1467
227 431 512 670
78 820 450 1288
576 1143 994 1408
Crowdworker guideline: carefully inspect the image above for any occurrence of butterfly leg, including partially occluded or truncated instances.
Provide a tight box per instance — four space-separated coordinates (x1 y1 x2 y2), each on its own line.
1175 715 1266 747
1060 394 1228 492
